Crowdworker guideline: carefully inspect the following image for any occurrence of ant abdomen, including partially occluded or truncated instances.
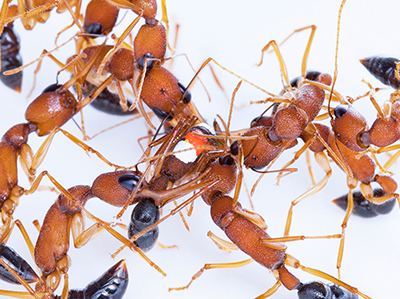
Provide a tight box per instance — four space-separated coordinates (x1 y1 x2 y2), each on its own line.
0 25 23 92
0 243 39 284
360 56 400 90
60 260 128 299
333 189 396 218
297 281 358 299
128 198 160 252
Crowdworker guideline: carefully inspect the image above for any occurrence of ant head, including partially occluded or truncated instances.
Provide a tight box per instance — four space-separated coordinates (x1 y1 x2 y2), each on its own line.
332 104 368 152
134 21 166 63
250 116 273 128
26 84 77 136
83 0 119 37
92 171 145 207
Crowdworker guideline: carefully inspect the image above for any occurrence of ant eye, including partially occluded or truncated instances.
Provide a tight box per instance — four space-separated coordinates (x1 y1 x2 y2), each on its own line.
189 123 214 136
137 53 154 70
84 23 104 36
219 155 235 166
230 141 239 156
178 82 191 104
41 83 62 94
305 71 322 81
250 116 261 127
289 76 300 88
152 107 173 121
118 174 140 191
334 105 349 118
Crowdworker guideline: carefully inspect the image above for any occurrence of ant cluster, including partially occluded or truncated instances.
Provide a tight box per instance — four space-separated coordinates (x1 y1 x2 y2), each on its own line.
0 0 399 298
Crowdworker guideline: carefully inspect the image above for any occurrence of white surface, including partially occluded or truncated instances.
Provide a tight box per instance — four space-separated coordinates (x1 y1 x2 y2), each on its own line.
2 1 400 298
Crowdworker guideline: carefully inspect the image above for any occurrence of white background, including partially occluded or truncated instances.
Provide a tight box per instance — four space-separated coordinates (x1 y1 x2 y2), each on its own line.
2 0 400 298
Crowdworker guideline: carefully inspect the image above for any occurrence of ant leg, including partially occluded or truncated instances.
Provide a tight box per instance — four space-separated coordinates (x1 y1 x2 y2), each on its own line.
115 81 128 111
255 278 282 299
207 231 238 252
3 34 77 76
0 221 41 298
260 233 341 250
335 176 357 278
19 129 57 183
87 113 144 140
284 151 332 237
168 259 254 291
58 0 84 34
155 241 178 249
74 205 166 277
268 25 317 78
13 220 36 262
55 128 127 169
328 0 347 103
276 136 316 185
360 176 399 205
369 152 393 175
256 40 290 88
186 58 277 98
160 0 173 52
305 150 316 185
5 1 57 30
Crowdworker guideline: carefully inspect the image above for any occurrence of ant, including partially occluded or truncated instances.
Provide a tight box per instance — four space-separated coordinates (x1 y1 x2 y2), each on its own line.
0 46 128 240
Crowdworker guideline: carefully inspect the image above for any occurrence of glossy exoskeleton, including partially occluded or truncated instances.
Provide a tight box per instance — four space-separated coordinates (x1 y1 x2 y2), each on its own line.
333 189 395 218
128 198 160 252
118 173 160 251
58 260 128 299
298 281 358 299
289 70 323 89
0 24 22 92
0 242 39 284
360 56 400 90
